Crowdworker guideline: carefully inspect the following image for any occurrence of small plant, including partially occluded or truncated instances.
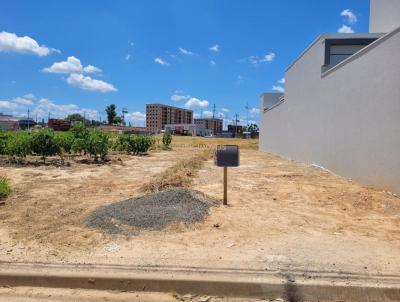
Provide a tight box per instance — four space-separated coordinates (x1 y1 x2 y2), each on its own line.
5 132 31 161
86 129 109 161
31 129 60 164
0 131 8 155
70 122 90 155
54 131 75 163
162 131 172 149
113 134 154 155
0 177 11 200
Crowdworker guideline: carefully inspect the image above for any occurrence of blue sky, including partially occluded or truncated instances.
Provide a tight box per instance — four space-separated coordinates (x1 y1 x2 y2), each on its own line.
0 0 370 126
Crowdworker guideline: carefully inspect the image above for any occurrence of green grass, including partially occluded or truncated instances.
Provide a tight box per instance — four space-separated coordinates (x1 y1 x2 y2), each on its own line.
0 177 11 200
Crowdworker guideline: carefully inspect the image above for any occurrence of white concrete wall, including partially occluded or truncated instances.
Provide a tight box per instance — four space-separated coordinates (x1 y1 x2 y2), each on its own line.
370 0 400 33
260 29 400 193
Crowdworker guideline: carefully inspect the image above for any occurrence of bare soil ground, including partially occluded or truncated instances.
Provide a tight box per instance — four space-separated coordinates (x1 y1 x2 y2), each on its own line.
0 287 268 302
0 137 400 276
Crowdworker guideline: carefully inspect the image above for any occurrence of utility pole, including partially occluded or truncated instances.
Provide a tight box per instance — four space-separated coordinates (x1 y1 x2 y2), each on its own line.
122 108 128 126
234 113 240 137
27 109 30 131
245 102 249 126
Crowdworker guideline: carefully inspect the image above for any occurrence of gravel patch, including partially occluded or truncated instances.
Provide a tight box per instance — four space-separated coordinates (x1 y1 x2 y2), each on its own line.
87 188 219 235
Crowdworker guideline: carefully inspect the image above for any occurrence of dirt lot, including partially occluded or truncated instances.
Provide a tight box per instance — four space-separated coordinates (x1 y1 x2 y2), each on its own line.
0 287 270 302
0 137 400 276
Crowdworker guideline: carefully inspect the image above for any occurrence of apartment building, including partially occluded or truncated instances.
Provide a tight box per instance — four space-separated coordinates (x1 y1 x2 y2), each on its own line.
146 104 193 132
260 0 400 193
194 118 223 134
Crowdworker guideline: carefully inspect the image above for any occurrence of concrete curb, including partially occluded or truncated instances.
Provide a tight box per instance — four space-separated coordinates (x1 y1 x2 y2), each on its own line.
0 262 400 301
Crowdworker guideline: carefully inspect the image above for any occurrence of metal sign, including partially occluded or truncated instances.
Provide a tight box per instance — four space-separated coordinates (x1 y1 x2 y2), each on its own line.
214 145 240 205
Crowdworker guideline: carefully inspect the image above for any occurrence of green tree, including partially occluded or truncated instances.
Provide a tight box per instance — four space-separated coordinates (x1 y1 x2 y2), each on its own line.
5 132 32 161
66 113 84 122
31 129 60 164
105 104 117 124
71 122 90 155
113 116 123 125
86 130 109 161
54 132 75 163
162 131 172 148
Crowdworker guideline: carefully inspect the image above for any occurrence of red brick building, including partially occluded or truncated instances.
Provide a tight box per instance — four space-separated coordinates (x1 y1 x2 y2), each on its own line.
146 104 193 132
194 118 223 134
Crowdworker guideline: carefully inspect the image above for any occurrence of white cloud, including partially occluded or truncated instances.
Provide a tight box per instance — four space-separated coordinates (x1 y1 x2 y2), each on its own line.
0 95 101 120
23 93 36 100
125 54 131 61
341 9 358 24
338 25 355 33
42 56 102 74
278 78 286 84
221 107 229 112
184 97 209 109
178 47 193 55
154 57 169 66
13 96 34 106
125 111 146 126
67 73 117 92
33 98 99 120
248 52 276 65
0 93 36 110
0 31 57 56
272 85 285 93
0 100 24 110
171 94 190 101
210 60 216 65
202 110 213 118
249 107 260 115
83 65 102 74
209 44 220 52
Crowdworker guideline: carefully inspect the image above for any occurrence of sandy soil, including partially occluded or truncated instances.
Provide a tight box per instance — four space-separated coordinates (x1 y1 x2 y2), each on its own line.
0 287 267 302
1 139 399 276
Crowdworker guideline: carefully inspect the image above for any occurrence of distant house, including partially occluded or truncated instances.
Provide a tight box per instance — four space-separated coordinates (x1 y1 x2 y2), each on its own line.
194 118 223 134
260 0 400 193
48 119 71 131
0 113 19 131
227 125 243 135
164 124 211 136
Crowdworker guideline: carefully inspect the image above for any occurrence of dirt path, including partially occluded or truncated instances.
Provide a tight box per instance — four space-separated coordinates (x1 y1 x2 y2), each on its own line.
1 146 399 276
0 287 267 302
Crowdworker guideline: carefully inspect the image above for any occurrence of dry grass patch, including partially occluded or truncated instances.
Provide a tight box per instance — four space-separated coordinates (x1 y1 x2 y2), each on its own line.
141 148 213 193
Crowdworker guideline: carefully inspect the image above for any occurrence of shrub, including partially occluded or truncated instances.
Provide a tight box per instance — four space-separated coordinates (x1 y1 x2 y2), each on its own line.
113 134 153 155
0 131 8 155
70 122 90 155
0 177 11 200
54 131 75 162
31 129 60 163
5 132 31 160
162 131 172 148
86 129 109 161
112 134 129 152
129 135 154 155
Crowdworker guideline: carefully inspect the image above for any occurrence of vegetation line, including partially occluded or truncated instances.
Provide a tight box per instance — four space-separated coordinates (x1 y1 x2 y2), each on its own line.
140 148 213 193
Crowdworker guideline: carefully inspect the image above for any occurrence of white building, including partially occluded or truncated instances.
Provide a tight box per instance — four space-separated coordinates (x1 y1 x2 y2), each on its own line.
164 124 212 137
260 0 400 193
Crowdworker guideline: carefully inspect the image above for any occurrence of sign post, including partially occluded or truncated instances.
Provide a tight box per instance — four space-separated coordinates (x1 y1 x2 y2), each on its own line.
223 166 228 205
214 145 240 206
